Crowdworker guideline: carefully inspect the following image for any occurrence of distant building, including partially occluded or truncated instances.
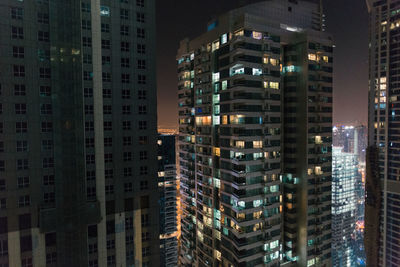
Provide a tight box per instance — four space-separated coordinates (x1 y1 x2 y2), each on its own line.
158 135 179 266
177 0 333 266
333 125 367 163
332 147 358 267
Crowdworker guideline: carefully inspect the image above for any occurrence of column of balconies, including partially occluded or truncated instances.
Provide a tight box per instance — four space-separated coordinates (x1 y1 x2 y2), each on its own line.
177 53 197 266
217 34 282 267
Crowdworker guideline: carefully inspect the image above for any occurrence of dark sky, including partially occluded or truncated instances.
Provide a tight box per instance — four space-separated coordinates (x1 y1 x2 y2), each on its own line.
156 0 369 129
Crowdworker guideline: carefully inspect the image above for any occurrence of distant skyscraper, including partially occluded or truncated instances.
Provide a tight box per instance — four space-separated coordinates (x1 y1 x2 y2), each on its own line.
333 125 367 163
0 0 159 266
365 1 400 266
177 0 333 266
158 134 179 267
332 147 358 267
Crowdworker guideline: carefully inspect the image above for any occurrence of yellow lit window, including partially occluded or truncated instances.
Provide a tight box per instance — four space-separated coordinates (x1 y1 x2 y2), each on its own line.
307 168 313 175
270 58 278 66
212 41 220 52
264 81 269 88
263 56 269 64
222 115 228 125
234 30 244 37
237 213 245 220
315 166 323 175
315 135 322 144
308 53 317 61
253 211 262 219
236 141 245 148
322 56 329 63
213 147 221 157
253 141 263 148
270 82 279 89
380 77 387 83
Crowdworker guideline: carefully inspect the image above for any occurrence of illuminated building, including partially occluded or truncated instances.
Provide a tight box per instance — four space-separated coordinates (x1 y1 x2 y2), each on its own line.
365 1 400 266
332 147 358 267
176 0 333 266
158 135 179 266
0 0 159 266
332 125 367 163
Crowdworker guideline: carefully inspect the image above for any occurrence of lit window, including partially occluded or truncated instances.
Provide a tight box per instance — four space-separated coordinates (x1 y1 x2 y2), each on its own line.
253 141 263 148
252 31 262 40
212 72 220 83
270 82 279 89
100 6 110 16
308 53 317 61
222 80 227 90
212 41 220 52
221 33 228 44
270 58 278 66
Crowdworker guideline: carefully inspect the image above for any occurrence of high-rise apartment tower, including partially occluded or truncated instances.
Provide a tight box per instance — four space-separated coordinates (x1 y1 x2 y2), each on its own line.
0 0 159 266
177 1 333 266
365 0 400 266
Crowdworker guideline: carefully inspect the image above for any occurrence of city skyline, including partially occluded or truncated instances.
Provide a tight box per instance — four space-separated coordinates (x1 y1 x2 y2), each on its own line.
157 0 369 129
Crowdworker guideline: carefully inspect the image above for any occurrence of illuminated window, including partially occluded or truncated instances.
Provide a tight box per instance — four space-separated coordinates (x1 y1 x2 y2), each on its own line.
234 30 244 36
236 141 245 148
212 41 220 52
213 147 220 157
270 58 278 66
322 56 329 63
270 82 279 89
212 72 220 83
308 53 317 61
222 80 227 90
264 81 269 88
100 6 110 16
263 56 269 64
222 115 228 125
252 31 262 40
237 213 245 220
221 33 228 44
253 141 263 148
252 68 262 76
315 136 322 144
253 211 262 219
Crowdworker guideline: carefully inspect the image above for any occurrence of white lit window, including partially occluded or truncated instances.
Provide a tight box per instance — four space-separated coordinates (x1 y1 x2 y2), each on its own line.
252 31 262 40
100 6 110 16
221 33 228 44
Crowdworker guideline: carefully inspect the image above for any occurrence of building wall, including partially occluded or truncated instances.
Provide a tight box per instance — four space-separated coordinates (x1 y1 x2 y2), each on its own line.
0 0 159 266
366 0 400 266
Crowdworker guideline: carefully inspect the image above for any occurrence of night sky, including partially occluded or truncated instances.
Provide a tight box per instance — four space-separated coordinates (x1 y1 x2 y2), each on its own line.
156 0 369 129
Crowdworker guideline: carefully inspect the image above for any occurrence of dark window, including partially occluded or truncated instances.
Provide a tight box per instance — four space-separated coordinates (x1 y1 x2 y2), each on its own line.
14 84 26 96
137 28 145 38
19 214 31 230
38 13 49 24
12 26 24 39
13 46 24 58
11 7 23 20
20 235 32 252
137 12 145 23
38 31 49 42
